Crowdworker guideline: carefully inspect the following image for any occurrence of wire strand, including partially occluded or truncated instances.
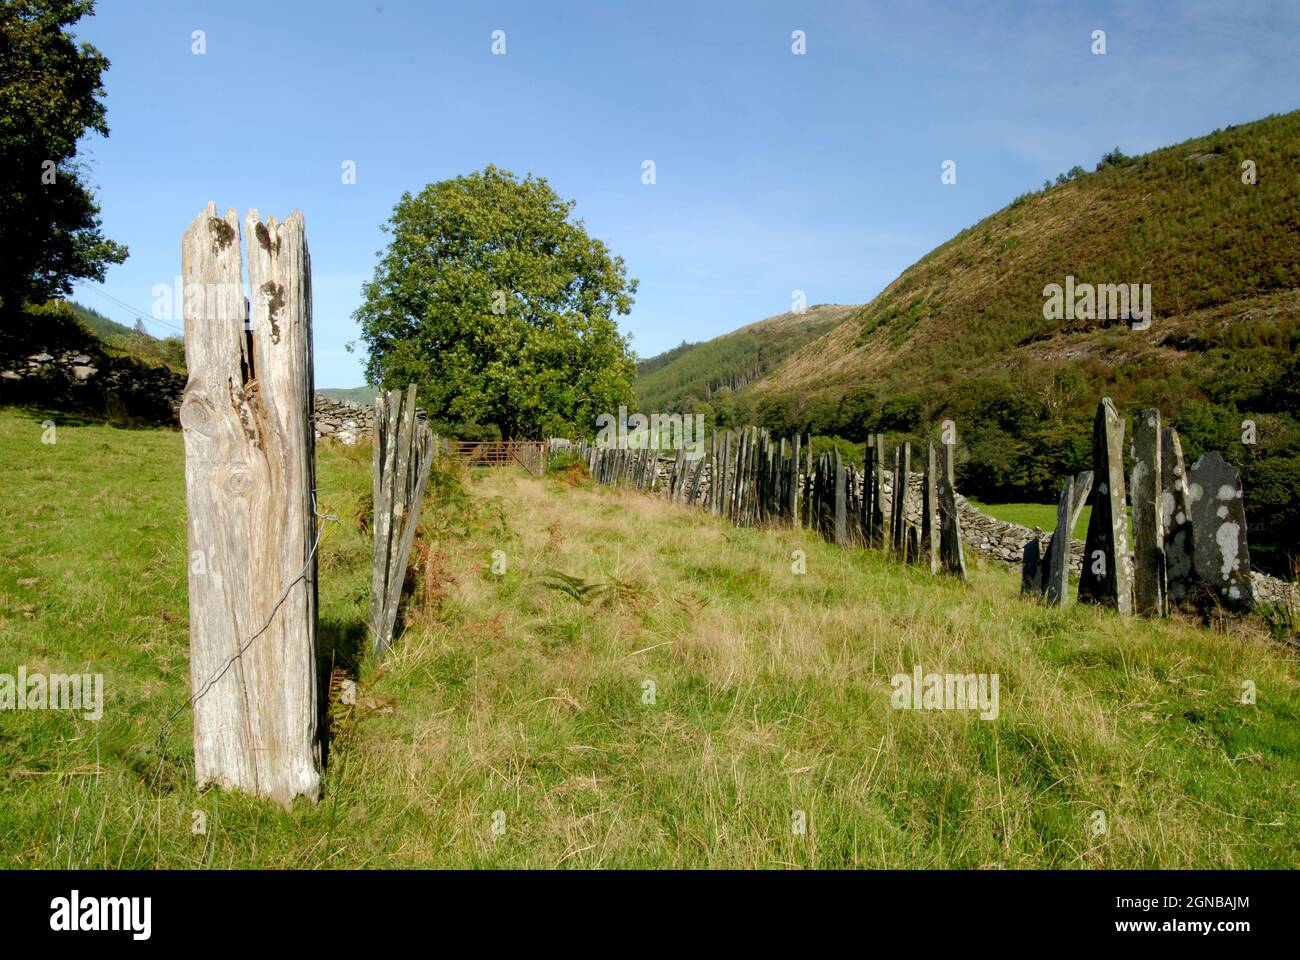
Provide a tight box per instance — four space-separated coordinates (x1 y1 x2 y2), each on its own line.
153 498 340 769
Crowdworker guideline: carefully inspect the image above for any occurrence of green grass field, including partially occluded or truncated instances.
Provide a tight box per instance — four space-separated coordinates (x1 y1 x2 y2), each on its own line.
968 500 1091 541
1 408 1297 868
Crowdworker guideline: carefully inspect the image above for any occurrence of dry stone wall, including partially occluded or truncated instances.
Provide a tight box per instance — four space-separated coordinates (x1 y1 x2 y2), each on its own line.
313 395 376 444
0 347 387 445
0 347 186 422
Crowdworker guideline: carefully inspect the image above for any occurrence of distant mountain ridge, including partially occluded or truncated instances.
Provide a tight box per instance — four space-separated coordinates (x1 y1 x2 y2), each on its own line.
318 386 378 406
632 303 860 416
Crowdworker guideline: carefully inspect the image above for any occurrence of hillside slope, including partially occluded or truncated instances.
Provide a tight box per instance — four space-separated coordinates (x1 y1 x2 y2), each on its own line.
759 112 1299 406
744 111 1300 571
633 303 859 415
66 300 186 369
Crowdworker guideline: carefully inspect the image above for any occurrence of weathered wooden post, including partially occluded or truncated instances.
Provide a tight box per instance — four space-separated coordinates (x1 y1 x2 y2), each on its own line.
1078 398 1133 613
369 388 402 634
180 203 321 808
370 386 436 655
1130 408 1165 616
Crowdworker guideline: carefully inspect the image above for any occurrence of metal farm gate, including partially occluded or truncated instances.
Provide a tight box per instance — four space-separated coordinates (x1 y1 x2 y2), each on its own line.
445 440 545 475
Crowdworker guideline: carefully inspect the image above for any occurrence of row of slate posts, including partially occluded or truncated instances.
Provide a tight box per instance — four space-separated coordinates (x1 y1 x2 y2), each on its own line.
369 385 437 655
582 425 970 579
706 426 804 526
581 427 808 527
1023 397 1253 615
807 434 966 578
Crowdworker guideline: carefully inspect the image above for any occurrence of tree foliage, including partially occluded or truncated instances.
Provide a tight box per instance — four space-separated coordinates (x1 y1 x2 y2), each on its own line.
355 166 637 439
0 0 127 316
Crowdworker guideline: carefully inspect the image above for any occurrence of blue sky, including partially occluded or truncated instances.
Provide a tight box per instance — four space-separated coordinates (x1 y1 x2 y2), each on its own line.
69 0 1299 388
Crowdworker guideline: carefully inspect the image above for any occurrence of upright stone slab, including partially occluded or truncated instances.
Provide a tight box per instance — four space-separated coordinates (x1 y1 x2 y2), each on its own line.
1078 398 1133 614
687 451 705 506
1044 477 1075 606
922 442 940 575
1186 451 1254 611
732 428 747 520
746 427 760 523
1040 470 1092 601
1130 408 1164 617
845 465 857 537
1161 427 1195 607
803 433 813 526
1021 536 1044 595
812 453 824 538
789 434 800 524
870 433 887 546
834 452 848 545
937 440 967 579
820 453 833 540
889 446 901 553
891 442 911 554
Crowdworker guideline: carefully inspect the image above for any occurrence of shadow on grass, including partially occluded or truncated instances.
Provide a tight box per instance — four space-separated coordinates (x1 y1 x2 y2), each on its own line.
4 403 179 432
318 615 369 770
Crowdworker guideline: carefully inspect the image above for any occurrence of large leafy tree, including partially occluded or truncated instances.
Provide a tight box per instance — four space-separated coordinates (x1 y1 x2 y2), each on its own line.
355 166 637 439
0 0 127 318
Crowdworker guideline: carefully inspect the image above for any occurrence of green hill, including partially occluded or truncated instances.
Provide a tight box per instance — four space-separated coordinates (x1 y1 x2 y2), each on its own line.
633 304 859 417
66 300 185 370
318 386 379 405
739 111 1300 574
67 300 134 341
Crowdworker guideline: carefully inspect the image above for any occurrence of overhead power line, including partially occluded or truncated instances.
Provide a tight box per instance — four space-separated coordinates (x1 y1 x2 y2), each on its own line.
80 284 185 337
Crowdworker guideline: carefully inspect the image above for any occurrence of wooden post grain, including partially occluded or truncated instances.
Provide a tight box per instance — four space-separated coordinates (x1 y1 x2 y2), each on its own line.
370 386 437 655
180 203 321 808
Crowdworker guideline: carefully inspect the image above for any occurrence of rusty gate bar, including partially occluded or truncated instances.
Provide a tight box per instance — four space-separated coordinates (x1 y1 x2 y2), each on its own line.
445 440 545 475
